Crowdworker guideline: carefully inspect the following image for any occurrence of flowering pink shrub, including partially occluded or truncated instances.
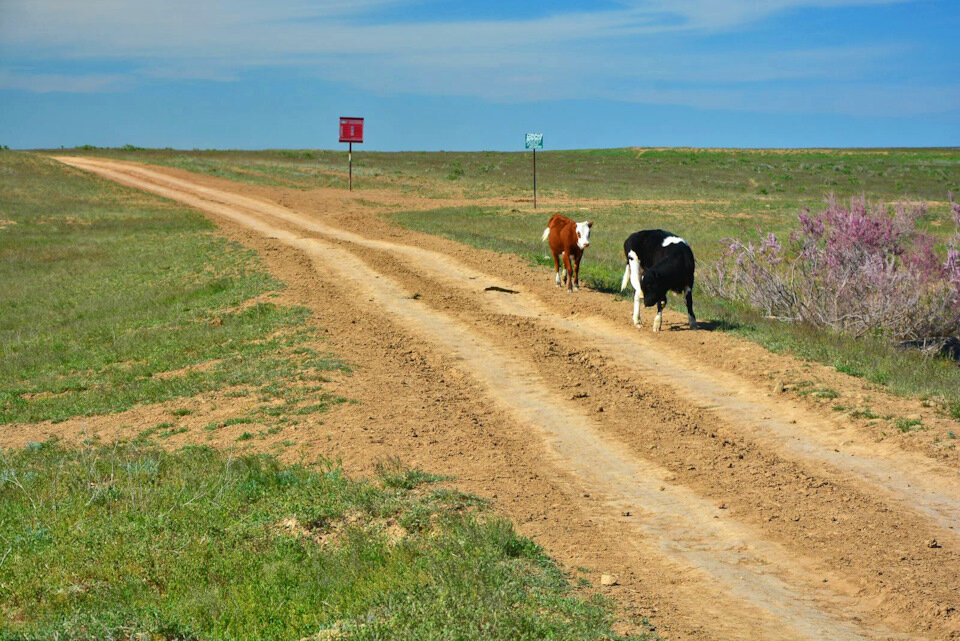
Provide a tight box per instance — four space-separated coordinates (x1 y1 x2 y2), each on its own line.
704 195 960 341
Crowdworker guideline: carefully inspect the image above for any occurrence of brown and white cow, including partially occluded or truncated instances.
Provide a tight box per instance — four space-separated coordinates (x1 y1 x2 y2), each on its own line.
541 214 593 291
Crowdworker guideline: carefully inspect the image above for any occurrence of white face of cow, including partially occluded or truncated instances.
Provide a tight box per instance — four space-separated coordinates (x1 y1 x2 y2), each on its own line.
576 220 592 249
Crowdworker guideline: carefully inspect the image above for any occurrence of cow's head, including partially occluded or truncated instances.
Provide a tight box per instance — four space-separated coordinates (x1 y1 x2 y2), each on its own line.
576 220 593 249
640 269 667 307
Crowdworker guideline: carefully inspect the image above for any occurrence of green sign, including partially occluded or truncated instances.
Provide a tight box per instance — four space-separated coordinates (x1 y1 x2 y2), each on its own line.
525 133 543 150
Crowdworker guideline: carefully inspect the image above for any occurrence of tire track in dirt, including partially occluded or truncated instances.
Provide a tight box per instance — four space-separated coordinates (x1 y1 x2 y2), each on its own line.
54 157 960 639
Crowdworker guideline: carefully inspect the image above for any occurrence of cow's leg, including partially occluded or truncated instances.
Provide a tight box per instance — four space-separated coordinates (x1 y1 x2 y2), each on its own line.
552 252 562 287
562 251 574 292
685 286 698 329
653 300 664 333
628 256 643 327
572 253 581 291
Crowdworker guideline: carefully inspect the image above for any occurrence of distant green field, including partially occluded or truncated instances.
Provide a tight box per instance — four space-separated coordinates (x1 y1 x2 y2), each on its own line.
45 145 960 210
39 147 960 418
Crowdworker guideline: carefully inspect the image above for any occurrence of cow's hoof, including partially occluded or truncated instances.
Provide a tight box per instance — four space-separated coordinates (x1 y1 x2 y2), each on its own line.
633 322 642 329
653 316 663 332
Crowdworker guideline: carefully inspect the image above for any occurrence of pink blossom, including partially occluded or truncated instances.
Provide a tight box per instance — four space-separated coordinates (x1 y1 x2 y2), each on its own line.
702 195 960 341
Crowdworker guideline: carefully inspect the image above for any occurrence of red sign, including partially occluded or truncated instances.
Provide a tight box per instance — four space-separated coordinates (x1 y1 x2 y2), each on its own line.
339 117 364 143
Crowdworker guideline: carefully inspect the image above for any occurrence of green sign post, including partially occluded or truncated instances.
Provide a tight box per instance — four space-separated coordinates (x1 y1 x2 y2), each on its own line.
525 133 543 208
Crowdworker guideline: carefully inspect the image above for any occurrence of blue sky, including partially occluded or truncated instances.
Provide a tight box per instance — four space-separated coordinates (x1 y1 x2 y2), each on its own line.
1 0 957 150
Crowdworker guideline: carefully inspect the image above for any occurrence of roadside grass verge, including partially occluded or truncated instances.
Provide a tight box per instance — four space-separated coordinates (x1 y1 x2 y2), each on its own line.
697 299 960 418
0 151 344 425
0 441 647 640
391 204 960 417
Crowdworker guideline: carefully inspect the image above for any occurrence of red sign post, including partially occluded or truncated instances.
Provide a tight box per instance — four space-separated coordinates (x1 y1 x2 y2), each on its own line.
339 117 364 191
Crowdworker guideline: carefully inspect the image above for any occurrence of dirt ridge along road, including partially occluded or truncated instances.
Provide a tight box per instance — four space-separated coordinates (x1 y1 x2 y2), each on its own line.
52 157 960 639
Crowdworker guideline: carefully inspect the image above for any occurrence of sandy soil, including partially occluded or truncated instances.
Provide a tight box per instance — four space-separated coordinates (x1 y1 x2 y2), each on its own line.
16 156 960 640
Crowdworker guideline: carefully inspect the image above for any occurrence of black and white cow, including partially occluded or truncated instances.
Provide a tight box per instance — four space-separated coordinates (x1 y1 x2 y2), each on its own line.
619 229 697 332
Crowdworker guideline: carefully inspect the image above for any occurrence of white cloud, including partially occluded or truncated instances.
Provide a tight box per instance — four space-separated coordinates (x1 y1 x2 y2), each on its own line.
619 83 960 117
0 0 909 58
0 69 128 93
628 0 910 31
0 0 948 118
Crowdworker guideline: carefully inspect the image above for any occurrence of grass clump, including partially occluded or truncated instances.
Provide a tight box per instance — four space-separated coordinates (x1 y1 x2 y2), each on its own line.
375 455 450 490
0 441 645 640
894 417 924 433
796 386 839 400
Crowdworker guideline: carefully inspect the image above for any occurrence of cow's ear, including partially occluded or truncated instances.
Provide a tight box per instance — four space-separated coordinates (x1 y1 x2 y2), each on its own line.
587 220 593 228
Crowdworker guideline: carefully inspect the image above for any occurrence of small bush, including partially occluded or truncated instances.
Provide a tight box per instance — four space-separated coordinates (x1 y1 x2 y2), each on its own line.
704 194 960 342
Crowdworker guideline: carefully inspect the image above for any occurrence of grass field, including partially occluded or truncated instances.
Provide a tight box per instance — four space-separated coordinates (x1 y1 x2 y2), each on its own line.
48 146 960 417
0 152 348 430
1 441 645 640
48 146 960 206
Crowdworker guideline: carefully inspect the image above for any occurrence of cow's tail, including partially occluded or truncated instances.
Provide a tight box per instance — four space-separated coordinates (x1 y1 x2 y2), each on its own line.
620 261 631 292
540 227 550 243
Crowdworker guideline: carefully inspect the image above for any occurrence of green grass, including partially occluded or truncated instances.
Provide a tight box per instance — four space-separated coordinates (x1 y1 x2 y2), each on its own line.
375 456 450 490
0 441 646 640
696 299 960 412
0 151 346 425
895 417 924 433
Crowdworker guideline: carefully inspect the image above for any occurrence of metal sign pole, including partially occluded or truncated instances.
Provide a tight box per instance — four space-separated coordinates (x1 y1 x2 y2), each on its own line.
533 148 537 209
525 132 542 209
339 116 363 192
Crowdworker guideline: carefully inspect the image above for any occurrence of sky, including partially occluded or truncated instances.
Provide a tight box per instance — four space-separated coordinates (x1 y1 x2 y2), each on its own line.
0 0 957 150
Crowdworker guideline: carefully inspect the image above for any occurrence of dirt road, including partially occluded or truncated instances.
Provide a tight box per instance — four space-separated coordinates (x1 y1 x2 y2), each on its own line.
41 157 960 639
